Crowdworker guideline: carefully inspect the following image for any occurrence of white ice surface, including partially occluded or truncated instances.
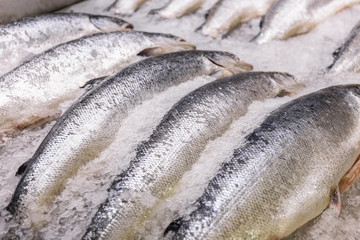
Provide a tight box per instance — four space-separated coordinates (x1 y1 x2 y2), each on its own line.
1 0 360 239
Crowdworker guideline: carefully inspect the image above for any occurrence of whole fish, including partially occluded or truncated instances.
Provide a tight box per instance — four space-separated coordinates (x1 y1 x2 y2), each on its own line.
328 20 360 73
107 0 149 15
6 50 252 224
0 0 83 23
0 31 194 139
199 0 276 38
165 85 360 239
151 0 206 19
253 0 360 44
0 12 132 74
82 72 302 240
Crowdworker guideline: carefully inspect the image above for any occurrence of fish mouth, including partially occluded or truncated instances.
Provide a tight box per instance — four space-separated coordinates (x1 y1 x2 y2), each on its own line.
206 51 253 75
89 15 133 32
271 72 305 95
139 34 196 56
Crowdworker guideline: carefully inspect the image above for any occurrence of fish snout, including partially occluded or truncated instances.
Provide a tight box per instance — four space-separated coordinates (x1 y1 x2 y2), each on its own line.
271 72 305 95
206 51 253 76
89 15 133 32
140 34 196 56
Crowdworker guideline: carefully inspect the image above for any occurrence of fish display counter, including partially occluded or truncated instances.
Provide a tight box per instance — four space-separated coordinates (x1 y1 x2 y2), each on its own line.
1 0 360 239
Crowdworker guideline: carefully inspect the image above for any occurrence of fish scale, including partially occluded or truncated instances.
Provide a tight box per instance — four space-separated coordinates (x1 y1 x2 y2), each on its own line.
152 0 206 19
253 0 360 44
83 71 301 240
0 31 194 138
6 50 252 227
168 85 360 240
107 0 149 15
0 12 132 75
328 20 360 73
200 0 276 38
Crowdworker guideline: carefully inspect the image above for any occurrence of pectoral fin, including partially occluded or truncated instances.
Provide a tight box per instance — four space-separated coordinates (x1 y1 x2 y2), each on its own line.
16 158 33 176
339 155 360 193
330 185 341 215
80 76 108 90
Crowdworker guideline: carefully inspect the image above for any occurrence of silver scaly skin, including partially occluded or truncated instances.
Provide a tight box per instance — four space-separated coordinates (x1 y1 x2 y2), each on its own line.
0 31 194 138
200 0 276 38
82 72 302 240
0 12 132 75
151 0 206 19
328 20 360 73
6 50 252 225
166 85 360 239
253 0 360 44
107 0 149 15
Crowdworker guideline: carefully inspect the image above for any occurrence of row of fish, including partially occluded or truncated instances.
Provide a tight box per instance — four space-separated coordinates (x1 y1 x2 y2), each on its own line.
1 7 360 240
0 11 358 136
107 0 360 43
6 62 360 239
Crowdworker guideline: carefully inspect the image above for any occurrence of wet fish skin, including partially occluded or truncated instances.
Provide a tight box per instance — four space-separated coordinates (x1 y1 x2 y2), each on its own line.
0 0 83 23
167 85 360 239
0 31 194 137
151 0 206 19
200 0 276 38
107 0 149 15
253 0 360 44
82 72 302 240
328 21 360 73
0 12 132 74
6 50 252 224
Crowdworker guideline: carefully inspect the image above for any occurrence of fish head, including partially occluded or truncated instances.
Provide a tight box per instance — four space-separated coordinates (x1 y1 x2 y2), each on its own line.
138 33 196 56
204 51 253 77
89 15 133 32
268 72 305 96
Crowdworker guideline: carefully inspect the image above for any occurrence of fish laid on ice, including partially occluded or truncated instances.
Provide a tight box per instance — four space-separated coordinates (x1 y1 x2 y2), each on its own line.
6 50 252 225
151 0 206 19
107 0 149 15
0 31 194 138
165 85 360 239
253 0 360 44
0 0 83 23
199 0 276 38
328 20 360 73
0 12 132 74
82 72 302 240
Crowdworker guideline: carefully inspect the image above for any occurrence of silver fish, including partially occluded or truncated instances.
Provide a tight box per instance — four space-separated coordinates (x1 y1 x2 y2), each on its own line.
253 0 360 44
0 31 194 139
200 0 276 38
151 0 206 19
166 85 360 239
0 12 132 74
6 50 252 224
82 72 302 240
107 0 149 15
0 0 83 23
328 20 360 73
